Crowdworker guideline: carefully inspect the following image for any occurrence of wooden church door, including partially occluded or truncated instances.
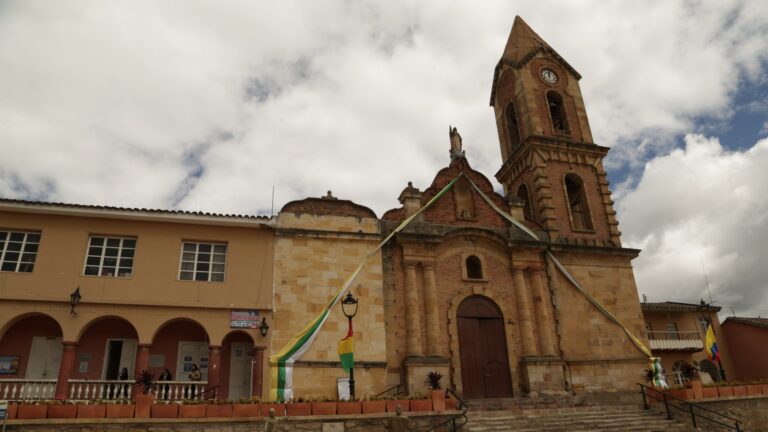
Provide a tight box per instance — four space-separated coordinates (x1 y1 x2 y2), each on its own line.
457 295 513 398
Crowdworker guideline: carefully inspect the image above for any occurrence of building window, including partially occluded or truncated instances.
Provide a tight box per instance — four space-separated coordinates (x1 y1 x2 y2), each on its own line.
0 231 41 272
516 184 533 220
546 91 569 135
466 255 483 279
506 103 522 150
698 317 710 335
666 322 679 340
564 174 593 231
645 322 654 340
180 242 227 282
84 236 136 277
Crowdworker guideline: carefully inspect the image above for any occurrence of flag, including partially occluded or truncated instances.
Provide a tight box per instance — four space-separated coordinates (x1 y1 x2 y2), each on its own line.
706 323 720 361
338 321 354 372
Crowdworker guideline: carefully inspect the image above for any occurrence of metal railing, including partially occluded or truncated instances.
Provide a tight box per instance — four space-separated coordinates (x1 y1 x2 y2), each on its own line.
638 383 741 431
373 384 403 399
414 388 468 432
0 379 56 400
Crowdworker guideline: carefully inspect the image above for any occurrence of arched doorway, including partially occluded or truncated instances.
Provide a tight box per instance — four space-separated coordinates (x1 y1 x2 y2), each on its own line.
221 331 256 400
457 295 513 398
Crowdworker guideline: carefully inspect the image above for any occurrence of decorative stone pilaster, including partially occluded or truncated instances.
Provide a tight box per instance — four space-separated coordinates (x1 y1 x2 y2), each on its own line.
422 262 441 356
528 267 556 357
404 262 423 357
512 267 537 357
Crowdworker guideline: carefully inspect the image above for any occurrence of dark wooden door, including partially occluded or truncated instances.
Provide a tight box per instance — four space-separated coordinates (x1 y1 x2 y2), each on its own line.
457 296 513 398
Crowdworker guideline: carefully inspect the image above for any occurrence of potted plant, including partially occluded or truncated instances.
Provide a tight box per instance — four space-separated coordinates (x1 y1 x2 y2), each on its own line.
151 400 179 418
205 398 233 418
16 401 47 419
77 400 107 418
106 399 135 418
260 400 286 417
426 371 446 411
47 400 77 419
178 399 206 418
134 369 157 418
385 396 409 413
337 398 362 415
311 398 337 415
232 397 261 418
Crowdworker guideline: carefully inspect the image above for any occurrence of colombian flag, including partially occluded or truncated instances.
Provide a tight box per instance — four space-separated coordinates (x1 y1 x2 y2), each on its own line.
706 323 720 362
338 321 354 372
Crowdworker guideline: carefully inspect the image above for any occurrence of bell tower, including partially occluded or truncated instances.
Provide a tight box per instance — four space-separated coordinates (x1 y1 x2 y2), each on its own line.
491 16 621 247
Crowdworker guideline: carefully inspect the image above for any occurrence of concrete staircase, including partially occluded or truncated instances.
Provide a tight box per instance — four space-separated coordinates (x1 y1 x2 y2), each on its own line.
464 404 691 431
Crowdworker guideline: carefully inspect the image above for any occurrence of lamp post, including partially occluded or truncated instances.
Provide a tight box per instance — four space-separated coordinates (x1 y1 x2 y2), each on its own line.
341 292 359 400
70 287 81 316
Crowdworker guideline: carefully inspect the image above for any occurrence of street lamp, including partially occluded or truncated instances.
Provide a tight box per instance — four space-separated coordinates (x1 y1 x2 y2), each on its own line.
259 317 270 337
70 287 81 316
341 292 359 400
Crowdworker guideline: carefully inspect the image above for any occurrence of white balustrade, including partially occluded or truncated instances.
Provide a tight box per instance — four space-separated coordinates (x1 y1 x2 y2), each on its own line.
155 380 208 401
68 379 133 401
0 379 56 400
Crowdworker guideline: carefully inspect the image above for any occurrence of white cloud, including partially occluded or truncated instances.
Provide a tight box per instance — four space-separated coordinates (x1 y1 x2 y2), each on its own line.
618 134 768 317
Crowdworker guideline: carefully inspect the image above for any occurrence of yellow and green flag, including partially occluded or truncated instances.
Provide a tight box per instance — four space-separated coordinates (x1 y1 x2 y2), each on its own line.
338 322 354 372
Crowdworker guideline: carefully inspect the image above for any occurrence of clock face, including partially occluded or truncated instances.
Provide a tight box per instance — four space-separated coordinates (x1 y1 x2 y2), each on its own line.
540 68 558 85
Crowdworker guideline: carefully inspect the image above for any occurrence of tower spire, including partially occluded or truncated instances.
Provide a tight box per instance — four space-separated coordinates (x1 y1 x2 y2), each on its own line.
501 16 550 63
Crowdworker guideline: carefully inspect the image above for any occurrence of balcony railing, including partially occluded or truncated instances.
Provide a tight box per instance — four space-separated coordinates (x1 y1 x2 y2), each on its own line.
646 331 704 351
0 379 57 400
0 379 208 402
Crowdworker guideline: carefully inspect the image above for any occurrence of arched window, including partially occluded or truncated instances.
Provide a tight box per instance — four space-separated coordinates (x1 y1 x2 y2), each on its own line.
466 255 483 279
546 91 569 136
516 184 533 220
564 174 593 231
505 103 522 150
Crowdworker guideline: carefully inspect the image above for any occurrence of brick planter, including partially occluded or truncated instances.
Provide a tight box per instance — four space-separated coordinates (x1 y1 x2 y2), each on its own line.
6 404 17 420
47 404 77 419
311 401 337 415
445 398 457 411
733 386 748 397
206 404 233 418
718 386 734 398
232 403 261 417
701 387 718 399
362 400 386 414
77 404 106 419
410 399 433 412
337 401 362 415
260 402 286 417
286 402 312 416
151 404 179 418
106 404 135 418
386 400 410 412
16 404 47 419
747 384 762 396
178 404 206 418
134 394 154 418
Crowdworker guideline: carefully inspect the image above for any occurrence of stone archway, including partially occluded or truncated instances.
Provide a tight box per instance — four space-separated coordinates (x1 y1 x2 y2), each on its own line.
457 295 513 398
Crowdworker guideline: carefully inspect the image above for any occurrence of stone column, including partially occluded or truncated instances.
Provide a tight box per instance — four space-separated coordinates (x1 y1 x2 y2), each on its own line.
528 267 556 356
54 341 77 399
512 267 537 357
208 345 222 398
404 261 423 357
133 343 151 380
253 347 265 398
422 262 440 356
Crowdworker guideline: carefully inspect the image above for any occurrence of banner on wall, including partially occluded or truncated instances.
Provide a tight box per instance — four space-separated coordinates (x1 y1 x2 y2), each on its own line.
230 310 260 329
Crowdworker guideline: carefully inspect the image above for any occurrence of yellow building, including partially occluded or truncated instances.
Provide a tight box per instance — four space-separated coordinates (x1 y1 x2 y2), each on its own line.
0 199 274 401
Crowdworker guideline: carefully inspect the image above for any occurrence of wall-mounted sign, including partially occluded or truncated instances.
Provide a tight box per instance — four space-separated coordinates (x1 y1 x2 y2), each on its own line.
0 356 20 374
230 309 260 329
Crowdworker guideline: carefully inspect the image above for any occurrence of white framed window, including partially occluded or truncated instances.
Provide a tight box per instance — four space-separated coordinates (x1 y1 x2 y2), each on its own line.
179 242 226 282
83 236 136 277
0 230 41 272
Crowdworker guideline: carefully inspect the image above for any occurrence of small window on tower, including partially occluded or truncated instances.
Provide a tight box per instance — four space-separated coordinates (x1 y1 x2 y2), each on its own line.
546 91 569 136
564 174 593 231
505 103 522 150
516 184 533 220
466 255 483 279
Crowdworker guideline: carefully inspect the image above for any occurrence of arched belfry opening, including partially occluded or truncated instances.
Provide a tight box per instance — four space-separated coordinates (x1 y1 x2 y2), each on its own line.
516 184 533 220
457 295 513 398
466 255 483 279
564 173 593 231
546 91 569 136
505 103 522 151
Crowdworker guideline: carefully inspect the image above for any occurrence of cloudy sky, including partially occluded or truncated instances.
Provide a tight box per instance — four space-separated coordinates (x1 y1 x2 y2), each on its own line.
1 1 767 318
